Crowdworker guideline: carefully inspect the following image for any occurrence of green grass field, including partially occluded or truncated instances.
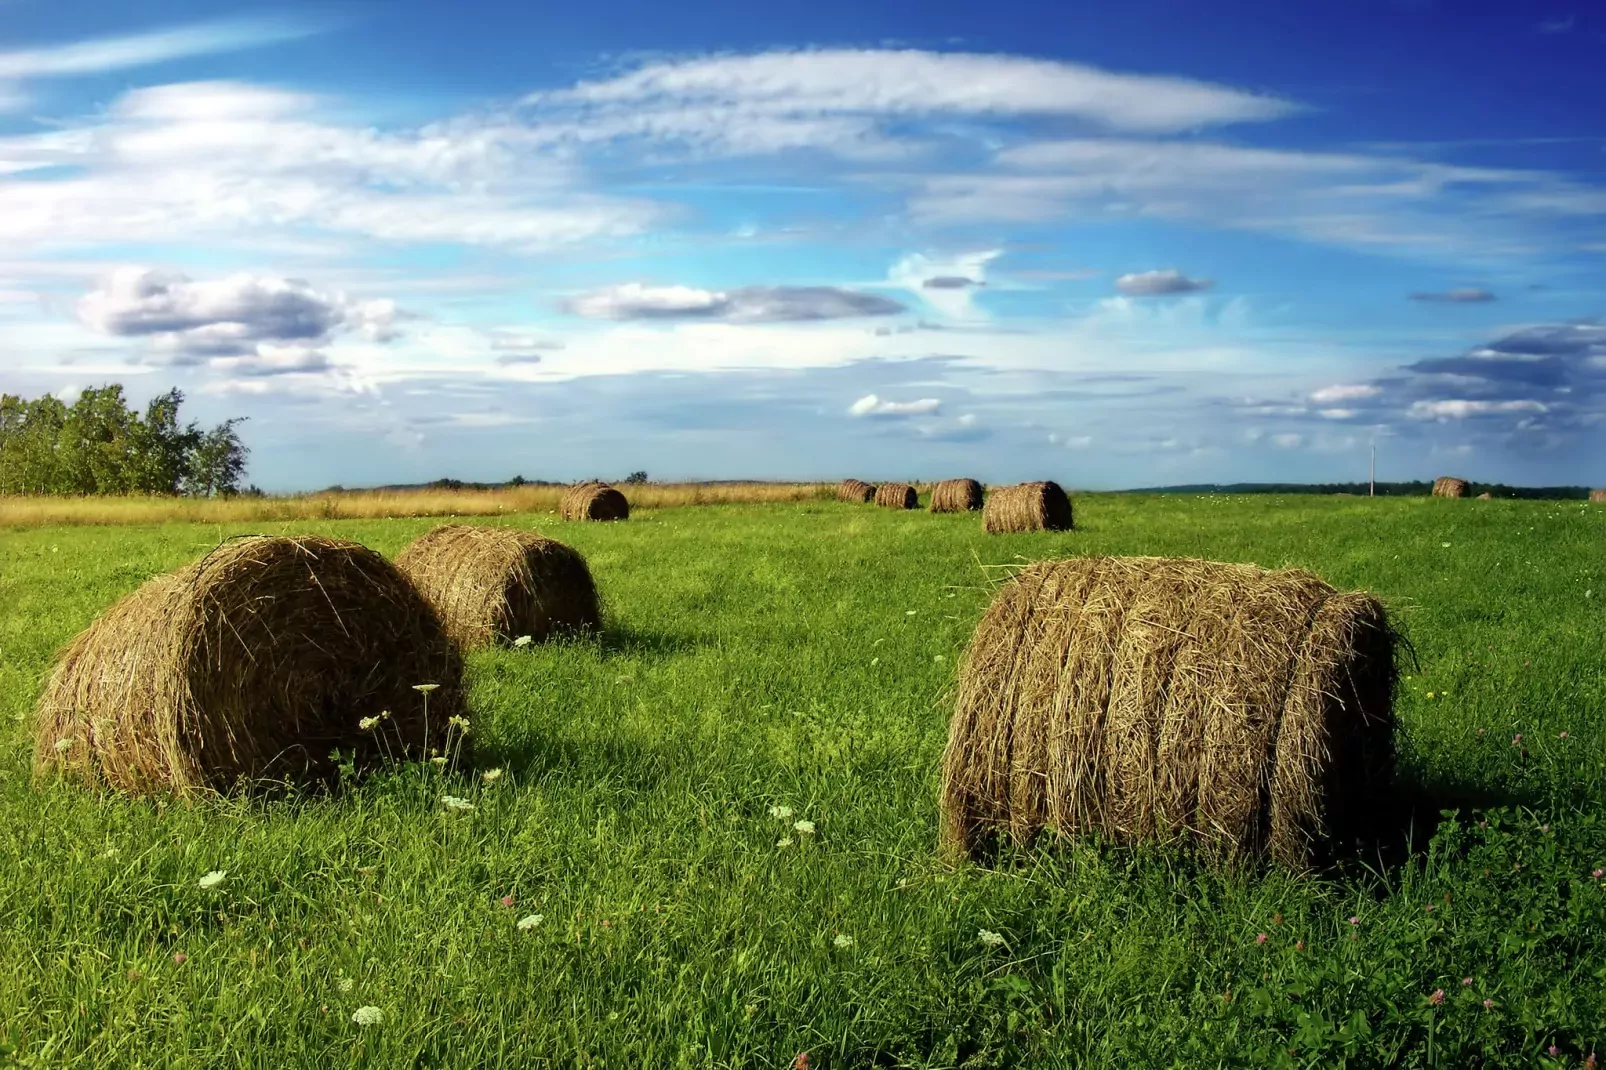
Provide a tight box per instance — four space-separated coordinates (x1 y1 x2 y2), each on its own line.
2 495 1604 1068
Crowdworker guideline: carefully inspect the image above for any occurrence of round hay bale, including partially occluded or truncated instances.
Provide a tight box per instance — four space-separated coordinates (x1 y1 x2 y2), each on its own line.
1476 492 1493 500
875 482 918 509
395 525 600 649
33 536 465 796
561 482 629 521
837 478 876 503
1431 476 1469 498
1590 489 1606 503
930 478 984 513
982 481 1073 533
939 556 1396 869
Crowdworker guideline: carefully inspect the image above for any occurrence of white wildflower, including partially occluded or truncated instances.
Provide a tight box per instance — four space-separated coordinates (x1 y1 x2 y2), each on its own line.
978 929 1007 948
768 804 794 820
358 716 380 731
933 655 945 662
793 819 816 835
776 837 794 848
833 933 854 949
53 737 76 753
337 975 354 994
482 768 504 782
512 635 533 647
516 913 544 931
412 683 439 694
351 1005 383 1026
197 870 227 890
441 796 475 812
448 715 471 730
430 756 448 766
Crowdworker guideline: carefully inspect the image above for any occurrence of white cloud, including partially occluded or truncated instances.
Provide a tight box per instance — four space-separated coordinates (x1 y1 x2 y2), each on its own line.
1271 433 1304 448
1310 383 1383 404
528 49 1298 144
1408 399 1550 420
1317 408 1357 420
77 267 398 374
1409 288 1496 303
1114 270 1214 297
565 282 903 323
848 394 942 417
0 18 317 81
889 250 1001 321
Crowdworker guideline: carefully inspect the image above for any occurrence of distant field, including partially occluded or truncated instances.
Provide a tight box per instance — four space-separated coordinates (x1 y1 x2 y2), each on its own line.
2 494 1604 1067
0 481 837 529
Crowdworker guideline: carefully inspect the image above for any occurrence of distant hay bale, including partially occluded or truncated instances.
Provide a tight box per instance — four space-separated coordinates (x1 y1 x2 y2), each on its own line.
1477 492 1493 500
33 536 464 796
1431 477 1469 499
1590 489 1606 503
983 481 1073 533
395 525 600 649
875 482 918 509
561 482 629 521
931 478 984 513
940 556 1396 869
837 479 876 503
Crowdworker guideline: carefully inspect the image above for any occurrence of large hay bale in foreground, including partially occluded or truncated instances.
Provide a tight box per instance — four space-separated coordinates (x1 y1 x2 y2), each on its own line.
396 525 600 649
930 478 984 513
875 482 918 509
561 482 629 521
1431 476 1469 498
34 536 464 796
1590 489 1606 503
837 479 876 503
983 481 1073 533
940 556 1396 869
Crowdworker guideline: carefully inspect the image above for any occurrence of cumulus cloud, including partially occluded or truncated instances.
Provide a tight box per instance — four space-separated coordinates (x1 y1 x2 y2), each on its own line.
1408 398 1550 420
1409 288 1496 303
77 267 399 374
847 394 942 417
565 283 903 323
1310 383 1383 404
891 250 1000 320
1114 269 1214 297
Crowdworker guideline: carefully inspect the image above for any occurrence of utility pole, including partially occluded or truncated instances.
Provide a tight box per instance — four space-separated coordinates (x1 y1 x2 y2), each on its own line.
1370 443 1376 498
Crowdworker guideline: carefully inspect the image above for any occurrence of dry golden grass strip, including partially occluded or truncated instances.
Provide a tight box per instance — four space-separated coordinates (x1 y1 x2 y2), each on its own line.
982 481 1073 533
930 478 984 513
1431 476 1469 498
1590 489 1606 503
939 556 1396 869
395 525 600 649
560 482 630 521
875 482 918 509
837 479 876 503
33 536 464 796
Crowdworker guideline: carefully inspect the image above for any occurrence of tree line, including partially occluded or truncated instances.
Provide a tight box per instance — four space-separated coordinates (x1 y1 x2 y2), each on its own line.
0 386 249 497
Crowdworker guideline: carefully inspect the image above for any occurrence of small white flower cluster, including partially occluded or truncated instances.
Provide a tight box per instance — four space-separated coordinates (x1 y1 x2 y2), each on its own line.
441 796 475 812
482 768 504 783
768 804 794 820
352 1005 383 1026
337 975 354 994
978 929 1007 949
793 820 815 835
448 715 471 730
832 933 854 949
516 913 543 931
197 870 227 890
358 710 391 731
512 635 533 647
53 737 76 753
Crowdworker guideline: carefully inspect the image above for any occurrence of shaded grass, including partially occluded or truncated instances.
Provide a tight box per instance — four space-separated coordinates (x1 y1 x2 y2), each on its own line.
1 494 1604 1067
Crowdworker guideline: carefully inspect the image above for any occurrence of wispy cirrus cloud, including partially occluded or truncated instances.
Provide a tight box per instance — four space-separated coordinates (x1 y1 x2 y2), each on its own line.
1409 288 1496 302
564 282 904 322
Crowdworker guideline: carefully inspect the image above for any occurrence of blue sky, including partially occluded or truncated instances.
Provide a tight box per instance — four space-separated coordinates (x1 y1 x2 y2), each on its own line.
0 1 1603 490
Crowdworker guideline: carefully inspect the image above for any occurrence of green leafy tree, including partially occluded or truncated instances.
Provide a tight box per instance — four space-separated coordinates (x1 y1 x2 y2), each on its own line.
184 419 250 498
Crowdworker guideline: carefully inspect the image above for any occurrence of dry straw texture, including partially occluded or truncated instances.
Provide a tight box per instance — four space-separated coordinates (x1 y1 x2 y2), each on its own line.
395 525 600 649
560 483 630 521
983 481 1074 533
940 556 1396 869
875 483 918 509
930 478 984 513
1590 489 1606 503
1431 477 1469 498
837 479 876 503
34 536 464 796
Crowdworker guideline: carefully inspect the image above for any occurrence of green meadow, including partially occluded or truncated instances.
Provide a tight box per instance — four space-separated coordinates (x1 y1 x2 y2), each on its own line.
1 494 1604 1068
